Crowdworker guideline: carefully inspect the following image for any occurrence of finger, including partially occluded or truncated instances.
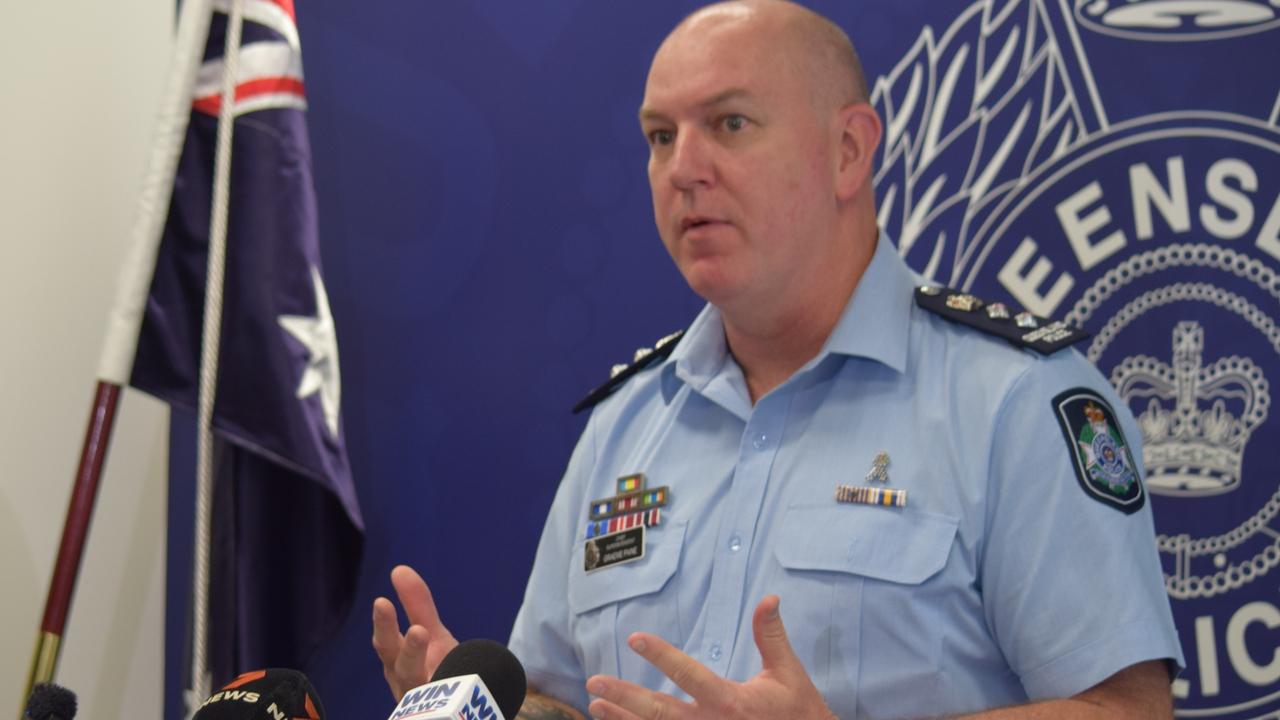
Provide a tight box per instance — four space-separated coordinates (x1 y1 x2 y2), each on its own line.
587 698 660 720
393 624 432 688
391 565 453 640
371 596 405 668
625 633 731 709
751 595 801 674
587 674 694 720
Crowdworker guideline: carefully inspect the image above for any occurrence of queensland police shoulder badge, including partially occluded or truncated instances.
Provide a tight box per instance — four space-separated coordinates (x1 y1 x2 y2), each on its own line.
1052 389 1145 514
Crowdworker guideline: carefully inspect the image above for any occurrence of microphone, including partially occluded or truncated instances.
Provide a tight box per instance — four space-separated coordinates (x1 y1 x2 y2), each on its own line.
192 668 325 719
388 639 527 720
24 683 76 720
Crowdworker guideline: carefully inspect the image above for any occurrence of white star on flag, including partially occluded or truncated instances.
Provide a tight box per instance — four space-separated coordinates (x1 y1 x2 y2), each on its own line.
278 265 342 437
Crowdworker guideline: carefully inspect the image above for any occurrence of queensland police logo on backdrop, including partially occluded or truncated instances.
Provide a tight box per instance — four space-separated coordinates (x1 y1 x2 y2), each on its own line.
872 0 1280 715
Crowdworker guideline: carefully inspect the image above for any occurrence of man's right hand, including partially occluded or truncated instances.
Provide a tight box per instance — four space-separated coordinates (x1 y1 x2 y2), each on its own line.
371 564 460 700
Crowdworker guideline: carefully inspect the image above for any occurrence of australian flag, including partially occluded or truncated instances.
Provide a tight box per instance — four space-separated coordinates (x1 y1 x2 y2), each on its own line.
127 0 363 693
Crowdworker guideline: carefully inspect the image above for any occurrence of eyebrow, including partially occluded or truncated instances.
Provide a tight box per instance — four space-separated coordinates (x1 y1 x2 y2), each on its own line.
638 87 754 123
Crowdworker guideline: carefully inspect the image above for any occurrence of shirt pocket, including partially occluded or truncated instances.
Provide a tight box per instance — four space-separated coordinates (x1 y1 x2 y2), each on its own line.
775 505 956 582
773 505 958 719
567 521 687 681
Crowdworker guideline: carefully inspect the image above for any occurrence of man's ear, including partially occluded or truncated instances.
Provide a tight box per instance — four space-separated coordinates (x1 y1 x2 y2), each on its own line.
834 103 882 201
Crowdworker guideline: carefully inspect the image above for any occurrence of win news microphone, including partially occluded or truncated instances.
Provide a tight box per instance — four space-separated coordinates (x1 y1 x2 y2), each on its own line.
23 683 76 720
192 668 325 720
387 639 527 720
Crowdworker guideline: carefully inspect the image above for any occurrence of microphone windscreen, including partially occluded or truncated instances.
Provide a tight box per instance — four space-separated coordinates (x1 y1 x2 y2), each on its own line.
432 640 527 720
192 668 325 720
24 683 77 720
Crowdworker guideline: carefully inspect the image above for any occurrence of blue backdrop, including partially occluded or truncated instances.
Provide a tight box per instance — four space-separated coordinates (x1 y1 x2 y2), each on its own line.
164 2 1280 718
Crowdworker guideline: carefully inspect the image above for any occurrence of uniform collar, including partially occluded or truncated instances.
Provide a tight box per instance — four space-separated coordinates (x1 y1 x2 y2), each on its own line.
667 302 732 397
665 233 914 401
818 232 913 374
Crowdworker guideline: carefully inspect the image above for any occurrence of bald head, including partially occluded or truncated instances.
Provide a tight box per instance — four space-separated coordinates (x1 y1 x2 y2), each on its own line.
640 0 884 318
660 0 867 113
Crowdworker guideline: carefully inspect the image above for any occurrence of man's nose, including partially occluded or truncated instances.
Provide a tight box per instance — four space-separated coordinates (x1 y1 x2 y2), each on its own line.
668 130 714 190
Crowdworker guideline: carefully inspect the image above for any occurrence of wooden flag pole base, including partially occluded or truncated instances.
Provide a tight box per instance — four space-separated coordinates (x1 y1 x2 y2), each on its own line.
19 381 121 716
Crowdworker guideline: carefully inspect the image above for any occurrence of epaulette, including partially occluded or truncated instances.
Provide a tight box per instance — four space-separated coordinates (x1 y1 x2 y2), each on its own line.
572 330 685 414
914 285 1088 355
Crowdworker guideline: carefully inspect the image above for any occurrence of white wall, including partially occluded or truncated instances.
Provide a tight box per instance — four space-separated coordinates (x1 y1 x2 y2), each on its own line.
0 1 173 717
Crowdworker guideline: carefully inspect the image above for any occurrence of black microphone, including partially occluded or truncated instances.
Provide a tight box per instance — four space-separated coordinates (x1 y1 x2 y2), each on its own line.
23 683 76 720
192 668 325 720
388 639 527 720
432 639 527 719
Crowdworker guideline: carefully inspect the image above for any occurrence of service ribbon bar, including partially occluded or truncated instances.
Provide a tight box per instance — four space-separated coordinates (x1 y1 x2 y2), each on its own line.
835 484 907 508
589 486 670 521
585 508 662 539
616 473 644 494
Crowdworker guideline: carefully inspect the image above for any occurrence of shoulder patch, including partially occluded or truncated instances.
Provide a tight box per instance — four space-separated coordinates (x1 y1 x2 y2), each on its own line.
1051 388 1146 514
914 286 1088 355
572 330 684 414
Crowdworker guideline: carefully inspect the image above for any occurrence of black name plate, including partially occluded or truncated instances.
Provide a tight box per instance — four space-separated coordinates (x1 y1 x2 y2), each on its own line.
584 526 645 573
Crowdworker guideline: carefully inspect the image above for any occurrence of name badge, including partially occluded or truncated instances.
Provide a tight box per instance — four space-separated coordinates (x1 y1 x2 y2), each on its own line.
584 526 645 573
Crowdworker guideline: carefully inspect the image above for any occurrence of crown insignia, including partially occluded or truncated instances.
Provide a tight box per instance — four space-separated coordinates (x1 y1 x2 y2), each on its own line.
1110 321 1270 496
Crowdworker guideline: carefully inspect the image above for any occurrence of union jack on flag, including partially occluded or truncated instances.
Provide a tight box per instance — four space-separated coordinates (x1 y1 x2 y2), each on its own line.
193 0 307 117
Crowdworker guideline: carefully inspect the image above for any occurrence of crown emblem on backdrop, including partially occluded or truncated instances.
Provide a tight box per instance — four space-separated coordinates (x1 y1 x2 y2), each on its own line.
1110 321 1270 496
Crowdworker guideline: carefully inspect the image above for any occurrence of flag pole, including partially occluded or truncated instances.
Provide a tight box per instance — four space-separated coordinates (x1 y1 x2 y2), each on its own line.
22 382 121 705
188 0 246 706
19 0 213 715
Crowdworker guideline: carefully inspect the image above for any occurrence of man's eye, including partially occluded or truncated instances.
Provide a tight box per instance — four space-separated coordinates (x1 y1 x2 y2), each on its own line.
649 129 674 146
722 114 748 132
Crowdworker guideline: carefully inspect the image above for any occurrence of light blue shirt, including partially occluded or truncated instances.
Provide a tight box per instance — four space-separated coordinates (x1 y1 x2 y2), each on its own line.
508 236 1183 718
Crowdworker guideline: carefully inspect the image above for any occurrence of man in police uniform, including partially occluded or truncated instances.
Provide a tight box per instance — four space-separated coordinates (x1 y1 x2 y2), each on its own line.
372 2 1184 717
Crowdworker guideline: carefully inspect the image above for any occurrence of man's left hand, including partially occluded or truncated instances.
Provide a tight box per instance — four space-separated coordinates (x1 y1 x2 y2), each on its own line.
585 595 836 720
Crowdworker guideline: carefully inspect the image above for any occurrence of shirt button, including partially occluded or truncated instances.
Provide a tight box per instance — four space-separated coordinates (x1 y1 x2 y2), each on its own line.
709 644 722 661
728 535 742 552
751 433 768 450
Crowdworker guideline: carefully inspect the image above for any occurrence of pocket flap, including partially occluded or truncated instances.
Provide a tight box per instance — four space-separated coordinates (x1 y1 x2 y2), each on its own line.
775 506 957 584
568 522 687 614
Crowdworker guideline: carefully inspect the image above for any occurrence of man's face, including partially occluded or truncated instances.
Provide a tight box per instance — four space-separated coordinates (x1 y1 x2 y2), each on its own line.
639 10 840 311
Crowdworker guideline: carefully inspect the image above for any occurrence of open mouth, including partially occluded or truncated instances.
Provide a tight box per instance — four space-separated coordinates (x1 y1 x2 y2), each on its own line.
681 216 722 231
